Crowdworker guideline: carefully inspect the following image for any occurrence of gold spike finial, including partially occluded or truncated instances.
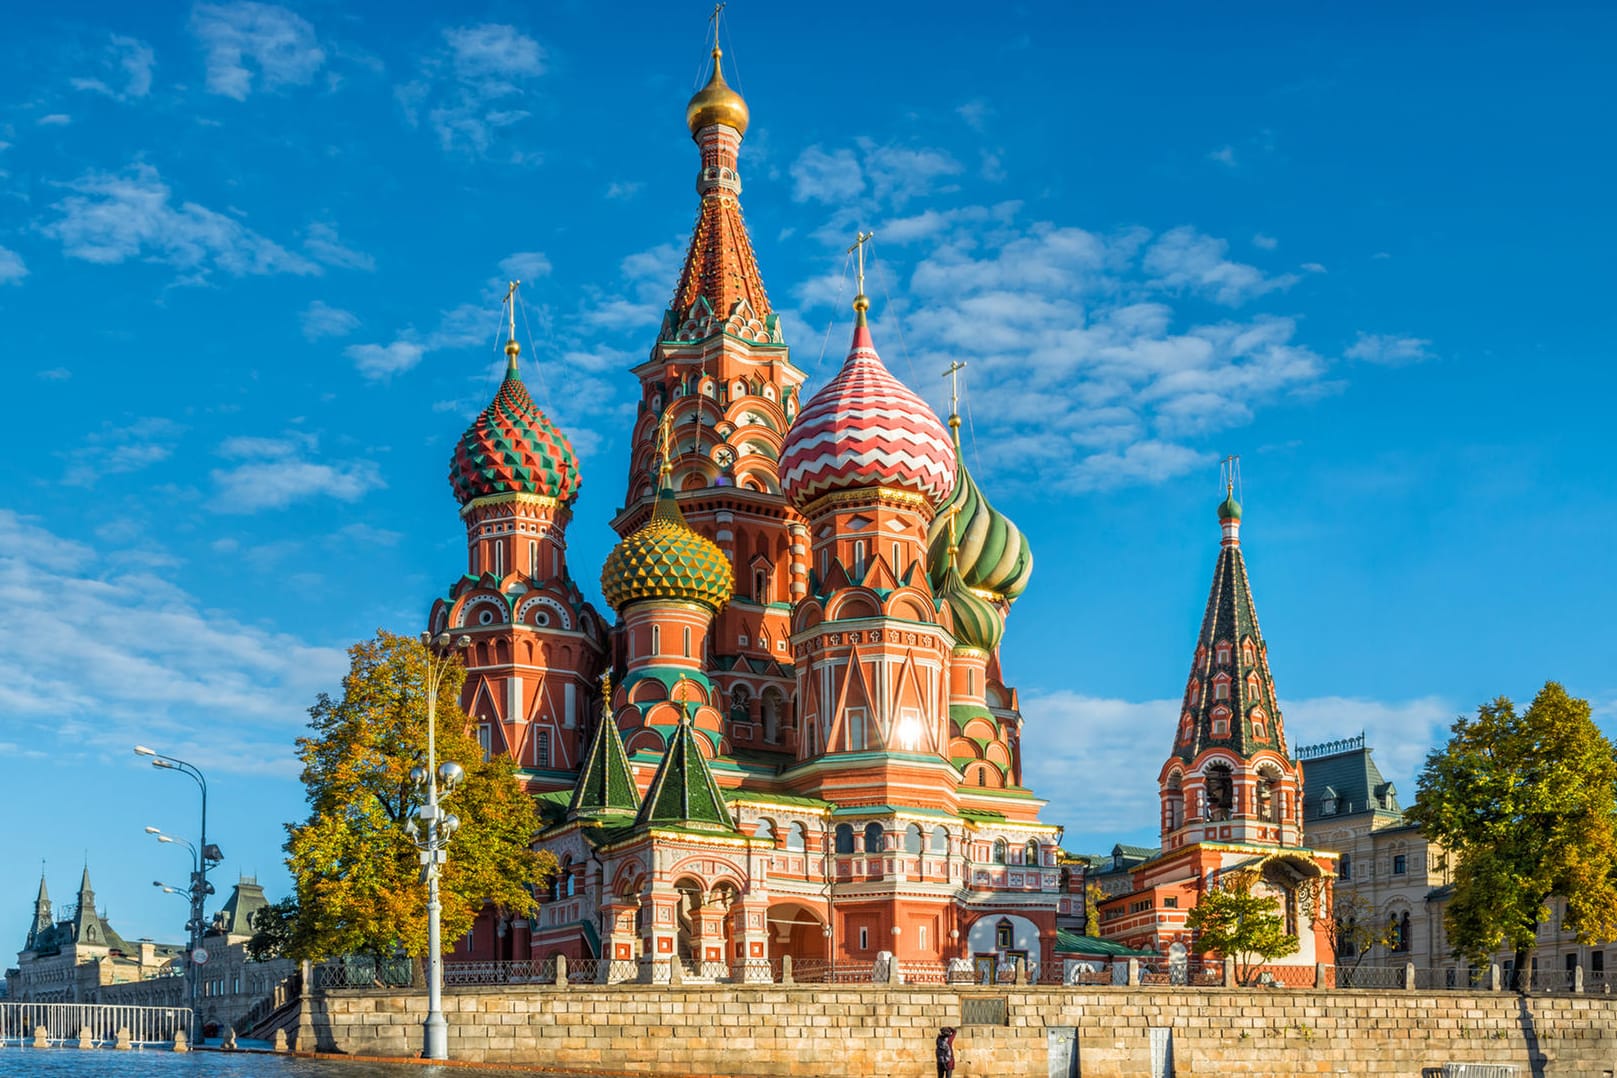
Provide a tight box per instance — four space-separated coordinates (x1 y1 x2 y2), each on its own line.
599 670 612 719
942 360 967 425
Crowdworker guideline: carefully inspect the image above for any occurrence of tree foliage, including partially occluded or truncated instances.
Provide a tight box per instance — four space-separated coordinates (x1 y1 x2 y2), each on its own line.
1325 890 1393 968
245 896 298 962
284 630 555 961
1185 869 1299 985
1407 681 1617 975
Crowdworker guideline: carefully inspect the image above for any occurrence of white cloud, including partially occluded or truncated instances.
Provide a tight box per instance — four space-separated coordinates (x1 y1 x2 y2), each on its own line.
302 222 373 271
790 145 863 204
210 431 381 512
0 245 25 283
345 340 427 379
300 299 359 340
1208 145 1238 168
1252 233 1278 251
399 23 546 158
1144 226 1298 306
860 140 964 206
61 417 184 487
605 181 643 200
37 367 72 380
1345 332 1434 365
787 202 1335 492
44 162 318 281
1301 262 1326 274
498 250 551 282
38 114 72 126
71 34 156 100
956 100 991 132
0 510 346 777
190 1 325 100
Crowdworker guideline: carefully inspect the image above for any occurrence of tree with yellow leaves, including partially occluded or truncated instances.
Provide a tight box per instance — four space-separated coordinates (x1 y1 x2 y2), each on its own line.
284 630 555 960
1407 682 1617 985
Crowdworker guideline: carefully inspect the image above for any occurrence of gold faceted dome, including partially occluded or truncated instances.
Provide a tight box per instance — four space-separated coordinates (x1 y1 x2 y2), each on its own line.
686 49 749 137
601 487 734 614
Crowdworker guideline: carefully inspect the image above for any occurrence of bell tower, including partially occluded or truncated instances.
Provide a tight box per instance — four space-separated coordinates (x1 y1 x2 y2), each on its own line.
611 43 806 759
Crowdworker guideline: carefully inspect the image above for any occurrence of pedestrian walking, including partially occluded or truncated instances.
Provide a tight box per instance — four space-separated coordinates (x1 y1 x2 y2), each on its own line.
935 1026 957 1078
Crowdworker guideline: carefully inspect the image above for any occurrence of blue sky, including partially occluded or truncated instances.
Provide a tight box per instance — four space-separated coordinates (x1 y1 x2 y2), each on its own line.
3 1 1614 952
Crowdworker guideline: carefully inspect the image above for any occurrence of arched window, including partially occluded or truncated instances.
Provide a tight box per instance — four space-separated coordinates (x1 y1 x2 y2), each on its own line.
1025 841 1040 867
1205 763 1234 821
993 839 1007 864
930 826 948 853
755 818 775 842
651 625 661 655
905 824 923 854
834 824 854 854
754 569 767 603
863 822 885 854
853 540 866 578
786 822 806 852
682 626 691 657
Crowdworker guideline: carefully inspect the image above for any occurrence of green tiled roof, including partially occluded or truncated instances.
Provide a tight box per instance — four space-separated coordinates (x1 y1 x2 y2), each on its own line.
725 790 834 810
1298 742 1401 820
634 717 737 832
959 808 1008 822
1055 929 1158 958
568 709 641 821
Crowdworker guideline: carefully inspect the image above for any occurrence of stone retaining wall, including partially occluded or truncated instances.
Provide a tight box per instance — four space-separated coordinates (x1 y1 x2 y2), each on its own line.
304 984 1617 1077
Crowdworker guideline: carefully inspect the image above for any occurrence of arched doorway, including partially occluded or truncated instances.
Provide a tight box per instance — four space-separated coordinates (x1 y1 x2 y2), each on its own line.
766 901 828 970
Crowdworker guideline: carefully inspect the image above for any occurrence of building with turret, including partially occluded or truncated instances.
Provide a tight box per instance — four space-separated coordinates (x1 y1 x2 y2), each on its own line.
1095 481 1336 975
430 44 1060 978
6 866 181 1002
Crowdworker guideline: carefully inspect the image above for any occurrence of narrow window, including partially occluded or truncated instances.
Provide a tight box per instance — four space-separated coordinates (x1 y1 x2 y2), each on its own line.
858 927 868 951
651 625 661 655
1393 854 1407 875
537 729 551 769
853 540 866 578
477 723 492 761
493 542 504 578
918 925 928 951
754 569 767 603
891 542 901 574
529 540 539 578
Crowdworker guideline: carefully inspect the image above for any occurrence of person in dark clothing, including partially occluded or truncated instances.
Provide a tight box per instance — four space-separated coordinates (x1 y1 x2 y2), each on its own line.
935 1026 957 1078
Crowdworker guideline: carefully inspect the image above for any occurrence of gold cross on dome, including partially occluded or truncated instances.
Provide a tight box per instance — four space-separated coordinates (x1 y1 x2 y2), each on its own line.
942 360 968 419
503 280 519 343
657 409 675 478
708 3 726 50
847 231 875 296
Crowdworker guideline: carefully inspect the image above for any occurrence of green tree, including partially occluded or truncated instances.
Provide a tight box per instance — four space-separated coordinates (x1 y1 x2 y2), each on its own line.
245 896 298 962
1325 890 1392 970
1406 681 1617 982
284 630 555 961
1185 869 1299 985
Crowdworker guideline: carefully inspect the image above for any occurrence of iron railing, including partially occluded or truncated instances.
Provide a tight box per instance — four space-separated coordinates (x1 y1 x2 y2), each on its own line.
443 959 555 986
310 955 416 989
0 1002 192 1045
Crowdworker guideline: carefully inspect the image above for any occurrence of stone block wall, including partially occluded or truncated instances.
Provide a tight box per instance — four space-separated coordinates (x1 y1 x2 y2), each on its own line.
306 984 1617 1077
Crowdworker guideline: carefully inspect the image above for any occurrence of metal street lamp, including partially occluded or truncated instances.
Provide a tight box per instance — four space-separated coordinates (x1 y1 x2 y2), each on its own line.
134 747 220 1044
404 631 469 1061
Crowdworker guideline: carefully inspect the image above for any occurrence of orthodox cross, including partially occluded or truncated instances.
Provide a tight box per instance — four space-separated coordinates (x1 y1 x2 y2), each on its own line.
708 3 726 50
503 280 520 343
847 230 875 296
599 670 612 721
657 408 676 478
942 360 968 419
1220 454 1241 495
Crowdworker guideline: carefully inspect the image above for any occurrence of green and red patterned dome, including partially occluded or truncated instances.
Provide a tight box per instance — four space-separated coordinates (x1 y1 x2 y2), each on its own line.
925 423 1033 604
449 343 580 508
601 483 734 614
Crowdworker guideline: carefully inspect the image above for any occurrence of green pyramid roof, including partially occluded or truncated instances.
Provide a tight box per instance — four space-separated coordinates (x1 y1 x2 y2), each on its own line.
568 703 641 821
634 715 737 832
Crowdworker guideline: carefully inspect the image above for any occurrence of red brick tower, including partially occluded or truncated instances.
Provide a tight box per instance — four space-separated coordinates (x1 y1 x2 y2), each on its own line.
431 288 607 784
609 47 806 761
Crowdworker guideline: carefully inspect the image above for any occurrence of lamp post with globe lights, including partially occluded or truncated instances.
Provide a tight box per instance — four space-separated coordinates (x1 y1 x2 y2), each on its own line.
404 631 470 1060
133 749 220 1045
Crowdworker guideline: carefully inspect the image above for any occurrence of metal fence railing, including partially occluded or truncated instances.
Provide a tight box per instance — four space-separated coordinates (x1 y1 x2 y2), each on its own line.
0 1002 192 1045
310 956 416 989
1336 964 1406 990
443 959 555 986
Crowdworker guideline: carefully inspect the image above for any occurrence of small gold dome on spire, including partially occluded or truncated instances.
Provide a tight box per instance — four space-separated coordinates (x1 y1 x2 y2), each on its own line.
686 48 749 137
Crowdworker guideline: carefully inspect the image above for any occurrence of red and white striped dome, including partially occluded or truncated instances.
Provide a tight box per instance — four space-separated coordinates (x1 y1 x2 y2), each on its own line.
780 316 956 510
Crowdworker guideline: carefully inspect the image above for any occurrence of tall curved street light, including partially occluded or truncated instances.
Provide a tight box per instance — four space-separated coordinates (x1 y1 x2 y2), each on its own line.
405 631 470 1061
134 747 221 1044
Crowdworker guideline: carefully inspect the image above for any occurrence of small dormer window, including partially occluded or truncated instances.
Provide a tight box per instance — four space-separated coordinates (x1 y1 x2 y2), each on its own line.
1215 642 1233 666
1213 680 1230 702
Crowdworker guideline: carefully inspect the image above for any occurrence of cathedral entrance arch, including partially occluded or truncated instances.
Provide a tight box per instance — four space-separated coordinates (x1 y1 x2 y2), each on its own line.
765 901 827 968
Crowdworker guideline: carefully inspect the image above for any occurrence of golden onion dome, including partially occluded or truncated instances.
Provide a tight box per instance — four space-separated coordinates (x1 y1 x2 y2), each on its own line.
686 48 749 137
601 485 734 614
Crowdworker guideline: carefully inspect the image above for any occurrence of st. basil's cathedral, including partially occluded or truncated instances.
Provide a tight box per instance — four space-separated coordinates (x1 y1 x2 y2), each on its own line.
426 45 1334 980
